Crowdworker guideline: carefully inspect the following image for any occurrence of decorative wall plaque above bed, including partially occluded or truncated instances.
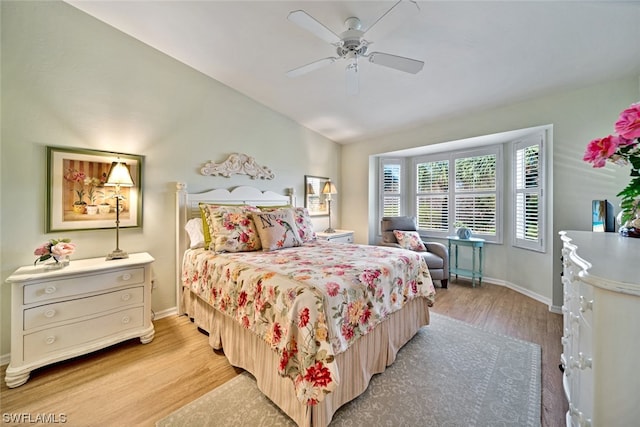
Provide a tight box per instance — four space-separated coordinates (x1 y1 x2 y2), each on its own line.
200 153 275 179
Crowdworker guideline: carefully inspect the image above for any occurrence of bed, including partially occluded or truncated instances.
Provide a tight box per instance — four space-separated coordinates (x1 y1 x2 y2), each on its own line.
175 183 435 426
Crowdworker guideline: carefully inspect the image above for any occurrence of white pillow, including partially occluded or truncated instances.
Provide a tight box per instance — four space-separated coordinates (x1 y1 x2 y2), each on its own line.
185 218 205 249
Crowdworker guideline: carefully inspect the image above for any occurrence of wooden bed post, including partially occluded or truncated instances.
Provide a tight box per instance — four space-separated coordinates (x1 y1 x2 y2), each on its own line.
176 182 188 314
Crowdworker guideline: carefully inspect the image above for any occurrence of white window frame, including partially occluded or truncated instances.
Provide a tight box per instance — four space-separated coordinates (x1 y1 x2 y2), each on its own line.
414 145 503 243
413 152 450 234
379 158 405 222
512 133 545 252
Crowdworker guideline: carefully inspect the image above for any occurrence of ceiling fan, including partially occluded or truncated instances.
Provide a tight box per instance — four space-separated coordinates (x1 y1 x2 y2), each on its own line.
286 0 424 95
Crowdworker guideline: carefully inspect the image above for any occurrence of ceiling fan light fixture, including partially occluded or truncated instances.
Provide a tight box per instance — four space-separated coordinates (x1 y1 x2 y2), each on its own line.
346 58 359 96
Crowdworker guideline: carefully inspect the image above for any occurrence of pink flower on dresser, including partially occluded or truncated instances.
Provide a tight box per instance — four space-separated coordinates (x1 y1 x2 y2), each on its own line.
615 103 640 139
51 242 75 259
583 135 625 167
33 243 50 257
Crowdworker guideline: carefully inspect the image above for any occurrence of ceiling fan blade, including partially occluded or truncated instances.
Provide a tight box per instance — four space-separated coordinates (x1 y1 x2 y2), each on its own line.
367 52 424 74
288 10 341 45
345 61 359 96
286 57 337 78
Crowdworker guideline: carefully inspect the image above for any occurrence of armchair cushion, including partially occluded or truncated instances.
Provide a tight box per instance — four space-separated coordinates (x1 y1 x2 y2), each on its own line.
381 216 418 244
393 230 427 252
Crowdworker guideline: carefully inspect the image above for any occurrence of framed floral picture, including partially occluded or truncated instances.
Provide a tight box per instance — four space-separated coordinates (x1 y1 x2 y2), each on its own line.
46 146 144 232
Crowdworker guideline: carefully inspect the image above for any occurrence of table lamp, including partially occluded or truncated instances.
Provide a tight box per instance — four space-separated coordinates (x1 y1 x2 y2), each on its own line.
104 160 133 260
322 180 338 233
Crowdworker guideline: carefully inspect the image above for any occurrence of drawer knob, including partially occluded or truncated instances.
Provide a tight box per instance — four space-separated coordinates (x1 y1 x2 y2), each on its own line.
121 293 131 302
122 273 132 281
45 336 56 345
44 309 56 318
569 353 592 370
44 285 57 294
121 316 131 324
579 296 593 313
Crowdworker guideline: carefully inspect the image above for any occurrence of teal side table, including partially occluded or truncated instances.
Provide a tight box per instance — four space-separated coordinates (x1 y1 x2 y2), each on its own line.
447 236 485 287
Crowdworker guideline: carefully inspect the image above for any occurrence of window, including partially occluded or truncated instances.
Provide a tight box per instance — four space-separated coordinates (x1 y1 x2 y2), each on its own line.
414 147 502 243
454 153 497 236
380 159 403 218
416 158 448 231
377 128 547 248
513 134 545 252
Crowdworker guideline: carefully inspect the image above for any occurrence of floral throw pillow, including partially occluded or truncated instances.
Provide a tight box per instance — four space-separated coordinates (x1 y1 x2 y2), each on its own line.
293 207 317 242
260 207 316 242
213 209 262 252
393 230 427 252
200 204 261 252
251 210 303 251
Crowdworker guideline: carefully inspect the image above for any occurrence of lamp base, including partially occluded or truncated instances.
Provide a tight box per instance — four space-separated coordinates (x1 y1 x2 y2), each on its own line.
324 228 336 233
106 249 129 260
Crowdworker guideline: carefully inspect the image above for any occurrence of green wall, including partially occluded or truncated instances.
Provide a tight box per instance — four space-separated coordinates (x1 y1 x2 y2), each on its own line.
0 1 340 357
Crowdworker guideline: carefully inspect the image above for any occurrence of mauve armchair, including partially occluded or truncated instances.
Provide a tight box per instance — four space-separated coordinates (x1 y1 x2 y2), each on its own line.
379 216 448 288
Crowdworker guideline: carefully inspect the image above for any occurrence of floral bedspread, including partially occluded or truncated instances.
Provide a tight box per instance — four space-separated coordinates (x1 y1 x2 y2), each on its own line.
182 240 435 405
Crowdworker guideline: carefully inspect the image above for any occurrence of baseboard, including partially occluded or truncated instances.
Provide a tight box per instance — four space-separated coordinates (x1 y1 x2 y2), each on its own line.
479 276 555 312
0 353 10 367
153 306 179 320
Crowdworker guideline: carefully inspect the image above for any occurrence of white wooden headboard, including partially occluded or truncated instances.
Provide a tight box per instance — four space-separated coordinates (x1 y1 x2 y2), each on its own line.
175 182 292 311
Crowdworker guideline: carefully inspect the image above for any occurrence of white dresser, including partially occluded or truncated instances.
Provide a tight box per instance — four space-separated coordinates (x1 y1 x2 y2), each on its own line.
559 231 640 426
4 252 155 388
315 229 354 243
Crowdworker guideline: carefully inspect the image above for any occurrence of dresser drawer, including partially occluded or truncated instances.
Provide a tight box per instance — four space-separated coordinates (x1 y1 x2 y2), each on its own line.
23 307 144 363
23 268 145 305
24 287 144 330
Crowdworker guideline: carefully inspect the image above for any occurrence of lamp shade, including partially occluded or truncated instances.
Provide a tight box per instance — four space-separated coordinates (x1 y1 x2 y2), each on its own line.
322 181 337 195
105 162 134 187
306 183 315 195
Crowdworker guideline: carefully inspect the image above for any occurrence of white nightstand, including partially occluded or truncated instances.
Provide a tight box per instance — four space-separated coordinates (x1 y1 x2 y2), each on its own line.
4 252 155 388
316 229 354 243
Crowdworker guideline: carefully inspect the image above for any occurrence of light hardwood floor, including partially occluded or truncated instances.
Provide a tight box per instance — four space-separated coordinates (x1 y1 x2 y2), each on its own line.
1 279 567 426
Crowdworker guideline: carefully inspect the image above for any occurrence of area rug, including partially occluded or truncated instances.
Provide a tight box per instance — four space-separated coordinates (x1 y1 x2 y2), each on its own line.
156 313 541 426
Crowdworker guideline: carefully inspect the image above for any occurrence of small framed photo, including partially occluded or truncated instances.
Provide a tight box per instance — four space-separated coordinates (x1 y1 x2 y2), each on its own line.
46 146 144 232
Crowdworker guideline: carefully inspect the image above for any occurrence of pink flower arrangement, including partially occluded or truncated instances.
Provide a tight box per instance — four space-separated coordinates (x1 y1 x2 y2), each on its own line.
584 102 640 226
34 238 76 265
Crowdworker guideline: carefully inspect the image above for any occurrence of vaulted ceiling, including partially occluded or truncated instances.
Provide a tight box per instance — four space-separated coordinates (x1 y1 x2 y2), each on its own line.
66 1 640 144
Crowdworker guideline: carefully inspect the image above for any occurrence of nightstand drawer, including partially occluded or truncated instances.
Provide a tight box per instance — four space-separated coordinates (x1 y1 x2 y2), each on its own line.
24 287 144 330
23 306 144 363
330 234 353 243
23 267 145 305
316 230 354 243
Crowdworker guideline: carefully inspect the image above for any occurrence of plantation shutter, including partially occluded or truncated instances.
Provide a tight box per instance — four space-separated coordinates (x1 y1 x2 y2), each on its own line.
454 154 497 236
513 134 545 252
416 160 449 231
381 160 402 217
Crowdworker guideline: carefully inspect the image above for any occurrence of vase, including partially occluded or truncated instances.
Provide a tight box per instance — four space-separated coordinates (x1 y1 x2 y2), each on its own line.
86 205 98 215
457 227 472 239
73 203 86 214
44 256 69 270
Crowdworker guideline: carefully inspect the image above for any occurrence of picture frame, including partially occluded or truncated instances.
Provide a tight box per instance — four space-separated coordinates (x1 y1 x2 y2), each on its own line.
46 146 144 232
304 175 330 216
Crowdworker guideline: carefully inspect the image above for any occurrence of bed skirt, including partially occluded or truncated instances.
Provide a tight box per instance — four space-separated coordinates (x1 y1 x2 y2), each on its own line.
181 288 430 427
